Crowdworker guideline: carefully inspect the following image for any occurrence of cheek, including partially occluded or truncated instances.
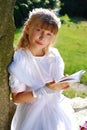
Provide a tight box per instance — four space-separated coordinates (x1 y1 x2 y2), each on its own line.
43 39 51 46
45 37 53 43
32 30 40 39
29 29 37 39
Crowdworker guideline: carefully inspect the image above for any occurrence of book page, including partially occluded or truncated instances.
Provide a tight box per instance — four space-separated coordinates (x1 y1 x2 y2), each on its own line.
56 70 86 84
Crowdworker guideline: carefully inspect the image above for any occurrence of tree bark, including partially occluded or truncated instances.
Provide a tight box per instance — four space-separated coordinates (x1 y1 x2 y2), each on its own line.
0 0 16 129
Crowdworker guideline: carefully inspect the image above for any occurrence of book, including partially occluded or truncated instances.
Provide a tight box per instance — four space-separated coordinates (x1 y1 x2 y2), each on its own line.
56 70 86 84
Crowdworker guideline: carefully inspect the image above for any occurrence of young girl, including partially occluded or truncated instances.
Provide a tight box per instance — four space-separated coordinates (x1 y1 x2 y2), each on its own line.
8 8 77 130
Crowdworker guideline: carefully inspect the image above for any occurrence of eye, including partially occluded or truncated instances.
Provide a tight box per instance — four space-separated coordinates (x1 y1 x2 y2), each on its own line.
36 28 41 31
47 33 52 36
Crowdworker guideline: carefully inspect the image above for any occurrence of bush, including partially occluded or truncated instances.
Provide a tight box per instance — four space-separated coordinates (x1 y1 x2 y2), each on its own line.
14 1 29 27
14 6 23 27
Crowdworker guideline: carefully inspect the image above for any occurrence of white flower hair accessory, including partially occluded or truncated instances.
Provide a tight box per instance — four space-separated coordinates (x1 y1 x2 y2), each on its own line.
29 8 61 29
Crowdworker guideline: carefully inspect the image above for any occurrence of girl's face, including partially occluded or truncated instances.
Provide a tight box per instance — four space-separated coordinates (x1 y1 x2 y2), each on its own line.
28 23 56 50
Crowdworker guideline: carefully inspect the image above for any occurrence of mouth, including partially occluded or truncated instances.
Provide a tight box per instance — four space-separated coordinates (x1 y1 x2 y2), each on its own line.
36 41 43 45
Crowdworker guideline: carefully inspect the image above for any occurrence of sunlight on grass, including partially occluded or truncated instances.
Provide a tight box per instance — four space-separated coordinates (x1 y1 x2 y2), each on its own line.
14 28 22 44
63 88 87 98
55 18 87 85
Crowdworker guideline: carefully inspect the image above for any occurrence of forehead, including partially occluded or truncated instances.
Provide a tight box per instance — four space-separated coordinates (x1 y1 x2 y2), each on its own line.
33 20 58 34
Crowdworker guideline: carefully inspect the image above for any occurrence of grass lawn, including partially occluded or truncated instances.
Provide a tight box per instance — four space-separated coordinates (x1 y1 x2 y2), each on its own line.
14 16 87 98
55 16 87 85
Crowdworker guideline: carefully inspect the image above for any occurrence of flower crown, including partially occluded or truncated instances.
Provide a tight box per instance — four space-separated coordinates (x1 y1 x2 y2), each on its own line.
29 8 61 29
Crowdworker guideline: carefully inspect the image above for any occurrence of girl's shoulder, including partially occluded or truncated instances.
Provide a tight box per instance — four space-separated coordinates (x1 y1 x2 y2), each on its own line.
13 48 27 61
48 47 61 57
14 48 25 55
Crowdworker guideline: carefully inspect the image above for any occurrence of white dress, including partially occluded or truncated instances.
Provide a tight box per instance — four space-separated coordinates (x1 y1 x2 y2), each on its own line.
8 47 77 130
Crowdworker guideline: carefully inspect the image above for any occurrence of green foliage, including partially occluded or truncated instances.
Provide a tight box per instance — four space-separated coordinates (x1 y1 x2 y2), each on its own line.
60 14 70 24
14 28 22 45
14 0 59 27
14 1 29 27
14 6 23 27
60 0 87 18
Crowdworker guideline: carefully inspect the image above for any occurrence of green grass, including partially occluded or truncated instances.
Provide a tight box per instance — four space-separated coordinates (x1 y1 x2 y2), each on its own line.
54 16 87 85
62 88 87 98
14 16 87 98
14 28 23 45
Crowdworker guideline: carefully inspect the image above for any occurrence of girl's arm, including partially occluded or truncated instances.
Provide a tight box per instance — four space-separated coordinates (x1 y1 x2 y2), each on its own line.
12 91 35 103
12 81 69 104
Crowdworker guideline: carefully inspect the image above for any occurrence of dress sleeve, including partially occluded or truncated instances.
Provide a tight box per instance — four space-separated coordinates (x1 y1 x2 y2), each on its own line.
9 74 26 93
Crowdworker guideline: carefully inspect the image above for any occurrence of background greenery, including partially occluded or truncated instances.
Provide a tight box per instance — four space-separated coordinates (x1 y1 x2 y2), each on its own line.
14 0 87 27
14 15 87 98
55 15 87 82
60 0 87 18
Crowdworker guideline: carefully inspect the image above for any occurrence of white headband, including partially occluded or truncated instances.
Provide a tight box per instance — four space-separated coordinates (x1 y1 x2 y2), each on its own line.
29 8 61 29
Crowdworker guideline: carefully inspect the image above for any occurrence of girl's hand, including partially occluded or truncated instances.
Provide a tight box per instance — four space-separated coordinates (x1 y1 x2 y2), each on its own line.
45 81 70 91
45 80 56 86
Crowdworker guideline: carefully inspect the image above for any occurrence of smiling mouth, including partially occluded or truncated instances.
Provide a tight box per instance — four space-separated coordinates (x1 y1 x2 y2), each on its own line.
36 41 43 45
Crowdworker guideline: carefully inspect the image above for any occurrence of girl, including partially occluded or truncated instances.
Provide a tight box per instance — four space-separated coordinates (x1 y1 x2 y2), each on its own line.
8 8 77 130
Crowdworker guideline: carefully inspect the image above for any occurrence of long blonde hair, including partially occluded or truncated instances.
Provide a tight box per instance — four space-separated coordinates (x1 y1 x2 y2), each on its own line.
14 8 61 51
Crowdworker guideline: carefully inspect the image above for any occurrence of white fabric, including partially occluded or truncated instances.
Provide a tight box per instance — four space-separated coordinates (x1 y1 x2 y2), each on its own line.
8 47 77 130
9 74 26 92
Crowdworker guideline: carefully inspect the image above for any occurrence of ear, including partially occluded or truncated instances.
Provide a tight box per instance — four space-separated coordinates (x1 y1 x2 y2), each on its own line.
25 24 29 34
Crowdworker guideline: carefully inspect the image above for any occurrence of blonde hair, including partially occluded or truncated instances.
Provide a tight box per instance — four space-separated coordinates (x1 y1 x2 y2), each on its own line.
15 8 61 51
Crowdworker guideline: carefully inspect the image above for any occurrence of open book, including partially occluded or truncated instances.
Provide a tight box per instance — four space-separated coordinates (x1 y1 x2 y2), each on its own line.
56 70 86 84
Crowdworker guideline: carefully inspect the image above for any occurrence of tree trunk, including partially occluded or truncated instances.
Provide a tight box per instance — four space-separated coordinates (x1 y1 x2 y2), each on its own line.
0 0 16 129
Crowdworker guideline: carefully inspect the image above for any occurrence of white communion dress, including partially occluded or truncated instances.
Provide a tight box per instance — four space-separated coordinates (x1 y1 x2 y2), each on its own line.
8 47 77 130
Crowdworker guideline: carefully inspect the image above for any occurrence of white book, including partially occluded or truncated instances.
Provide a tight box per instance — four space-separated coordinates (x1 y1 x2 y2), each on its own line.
56 70 86 84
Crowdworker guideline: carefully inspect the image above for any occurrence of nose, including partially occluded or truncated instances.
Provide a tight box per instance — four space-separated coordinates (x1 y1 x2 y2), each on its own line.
39 32 44 40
